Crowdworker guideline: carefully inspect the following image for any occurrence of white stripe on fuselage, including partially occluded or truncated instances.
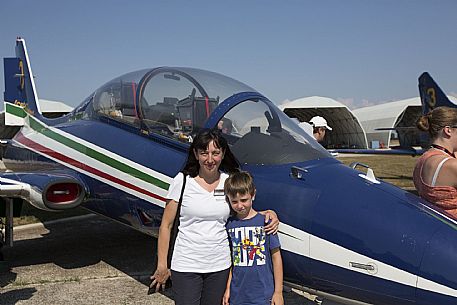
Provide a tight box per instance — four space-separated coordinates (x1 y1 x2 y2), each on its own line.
278 222 457 298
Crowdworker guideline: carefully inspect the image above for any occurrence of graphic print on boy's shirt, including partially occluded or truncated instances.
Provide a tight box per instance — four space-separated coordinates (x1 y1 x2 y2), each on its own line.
228 225 267 267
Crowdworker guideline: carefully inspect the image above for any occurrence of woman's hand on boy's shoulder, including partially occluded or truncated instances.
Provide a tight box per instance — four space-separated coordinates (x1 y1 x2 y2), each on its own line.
263 210 279 234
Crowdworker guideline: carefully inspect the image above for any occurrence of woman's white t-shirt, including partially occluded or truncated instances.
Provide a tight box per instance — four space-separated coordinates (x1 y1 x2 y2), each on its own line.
167 172 231 273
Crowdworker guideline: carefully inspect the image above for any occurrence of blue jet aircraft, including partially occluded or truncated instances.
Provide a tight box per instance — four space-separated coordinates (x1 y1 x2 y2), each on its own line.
2 38 457 305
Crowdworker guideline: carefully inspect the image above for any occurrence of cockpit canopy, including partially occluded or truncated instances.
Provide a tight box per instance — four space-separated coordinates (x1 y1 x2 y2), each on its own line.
89 67 255 137
79 67 330 164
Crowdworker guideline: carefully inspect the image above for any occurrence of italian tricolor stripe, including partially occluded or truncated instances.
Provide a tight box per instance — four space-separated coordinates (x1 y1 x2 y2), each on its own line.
28 116 169 190
7 102 172 206
15 132 166 202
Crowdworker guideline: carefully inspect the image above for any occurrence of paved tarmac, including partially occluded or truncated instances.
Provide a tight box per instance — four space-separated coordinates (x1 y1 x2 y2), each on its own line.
0 214 343 305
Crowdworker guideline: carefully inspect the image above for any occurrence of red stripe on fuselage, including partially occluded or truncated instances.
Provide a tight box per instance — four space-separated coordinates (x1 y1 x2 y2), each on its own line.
131 82 138 118
15 132 166 202
205 96 210 117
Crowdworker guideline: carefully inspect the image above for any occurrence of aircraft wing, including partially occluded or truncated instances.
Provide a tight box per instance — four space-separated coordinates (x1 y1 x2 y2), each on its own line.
374 127 417 131
330 147 424 156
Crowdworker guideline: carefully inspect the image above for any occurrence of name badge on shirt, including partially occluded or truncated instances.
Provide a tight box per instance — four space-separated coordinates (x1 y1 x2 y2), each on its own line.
214 189 225 196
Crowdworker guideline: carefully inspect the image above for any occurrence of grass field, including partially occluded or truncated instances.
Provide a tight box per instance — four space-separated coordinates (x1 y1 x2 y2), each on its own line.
2 154 419 227
338 154 419 190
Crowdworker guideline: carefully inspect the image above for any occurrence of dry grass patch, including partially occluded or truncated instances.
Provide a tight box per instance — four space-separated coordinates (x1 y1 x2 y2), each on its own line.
338 154 419 190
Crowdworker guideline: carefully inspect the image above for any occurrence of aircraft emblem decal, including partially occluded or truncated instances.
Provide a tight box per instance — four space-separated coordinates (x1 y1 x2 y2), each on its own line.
18 59 25 90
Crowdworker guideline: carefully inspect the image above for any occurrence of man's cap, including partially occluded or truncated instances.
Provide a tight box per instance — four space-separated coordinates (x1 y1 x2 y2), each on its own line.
309 116 332 131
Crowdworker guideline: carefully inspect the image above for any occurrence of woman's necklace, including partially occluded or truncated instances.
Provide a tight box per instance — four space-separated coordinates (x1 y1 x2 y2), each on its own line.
431 144 456 158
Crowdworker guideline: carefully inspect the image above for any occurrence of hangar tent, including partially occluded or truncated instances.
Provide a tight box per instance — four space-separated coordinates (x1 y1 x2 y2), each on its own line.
39 99 74 118
279 96 368 149
353 96 457 148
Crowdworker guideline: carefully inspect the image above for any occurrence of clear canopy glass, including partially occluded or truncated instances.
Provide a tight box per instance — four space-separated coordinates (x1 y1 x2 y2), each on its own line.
89 67 331 164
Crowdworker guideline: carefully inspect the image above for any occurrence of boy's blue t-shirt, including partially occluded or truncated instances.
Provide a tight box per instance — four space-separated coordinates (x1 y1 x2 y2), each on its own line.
226 213 281 305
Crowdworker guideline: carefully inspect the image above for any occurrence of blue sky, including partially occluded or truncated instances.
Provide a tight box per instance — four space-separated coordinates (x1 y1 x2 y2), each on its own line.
1 0 456 110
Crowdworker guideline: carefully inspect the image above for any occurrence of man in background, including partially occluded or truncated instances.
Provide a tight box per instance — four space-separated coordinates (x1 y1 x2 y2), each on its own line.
309 116 332 143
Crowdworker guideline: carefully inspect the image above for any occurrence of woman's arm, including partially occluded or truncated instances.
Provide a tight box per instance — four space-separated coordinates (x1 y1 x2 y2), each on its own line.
259 210 279 234
271 248 284 305
150 199 179 292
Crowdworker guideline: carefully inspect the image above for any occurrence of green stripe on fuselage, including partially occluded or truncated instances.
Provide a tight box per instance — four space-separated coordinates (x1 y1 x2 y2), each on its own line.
27 116 169 190
6 103 27 118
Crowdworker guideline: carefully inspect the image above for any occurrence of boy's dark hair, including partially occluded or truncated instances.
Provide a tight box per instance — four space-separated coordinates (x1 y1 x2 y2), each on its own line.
182 128 240 177
224 171 256 198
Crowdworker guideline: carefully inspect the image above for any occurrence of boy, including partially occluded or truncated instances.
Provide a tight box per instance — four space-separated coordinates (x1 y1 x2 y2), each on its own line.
223 171 283 305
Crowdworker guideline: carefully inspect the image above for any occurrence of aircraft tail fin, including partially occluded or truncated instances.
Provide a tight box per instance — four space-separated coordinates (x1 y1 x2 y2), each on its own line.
418 72 456 114
3 37 43 125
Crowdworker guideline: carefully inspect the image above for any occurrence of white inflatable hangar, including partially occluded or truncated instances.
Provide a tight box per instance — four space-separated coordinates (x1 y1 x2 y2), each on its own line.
39 99 74 118
353 96 457 149
353 98 421 148
280 96 368 149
